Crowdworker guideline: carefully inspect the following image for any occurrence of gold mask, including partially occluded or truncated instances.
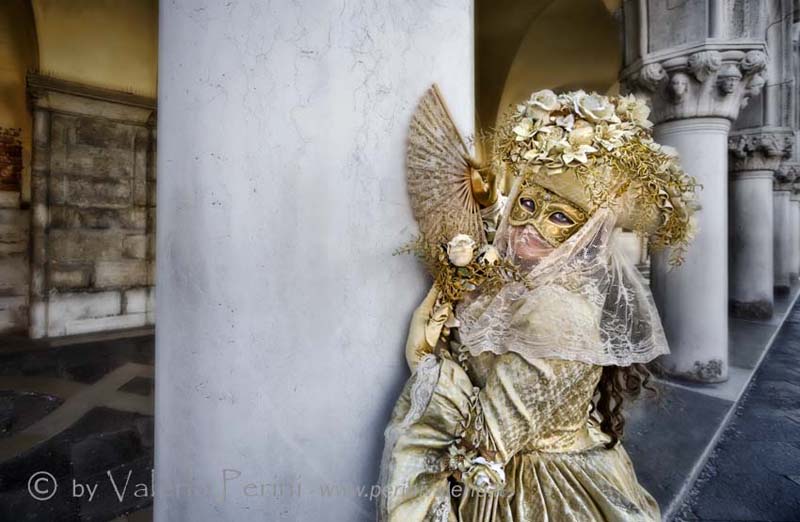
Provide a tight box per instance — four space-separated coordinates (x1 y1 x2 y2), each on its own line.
508 182 588 247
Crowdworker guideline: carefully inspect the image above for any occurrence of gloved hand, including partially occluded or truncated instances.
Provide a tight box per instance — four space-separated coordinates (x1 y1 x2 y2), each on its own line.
470 165 498 208
405 286 452 371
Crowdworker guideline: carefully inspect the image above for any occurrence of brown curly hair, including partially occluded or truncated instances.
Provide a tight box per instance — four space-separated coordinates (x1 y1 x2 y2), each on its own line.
591 364 656 449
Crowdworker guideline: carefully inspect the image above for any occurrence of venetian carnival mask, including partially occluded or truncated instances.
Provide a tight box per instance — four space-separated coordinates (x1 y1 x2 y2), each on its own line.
508 182 588 247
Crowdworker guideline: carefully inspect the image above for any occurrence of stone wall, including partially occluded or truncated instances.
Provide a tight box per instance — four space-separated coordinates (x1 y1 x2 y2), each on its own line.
0 190 28 334
28 74 156 338
0 127 28 333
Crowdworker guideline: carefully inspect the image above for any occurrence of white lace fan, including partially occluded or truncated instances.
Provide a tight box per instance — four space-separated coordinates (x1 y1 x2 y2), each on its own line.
406 84 486 251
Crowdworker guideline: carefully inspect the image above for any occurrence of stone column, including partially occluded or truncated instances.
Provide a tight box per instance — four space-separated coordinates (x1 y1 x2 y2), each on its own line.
156 2 474 521
728 130 792 318
792 188 800 278
774 165 797 292
623 46 767 382
28 106 49 339
773 167 794 294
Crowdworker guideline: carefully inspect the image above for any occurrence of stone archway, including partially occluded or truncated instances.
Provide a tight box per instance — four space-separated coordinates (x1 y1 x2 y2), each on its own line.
476 0 622 134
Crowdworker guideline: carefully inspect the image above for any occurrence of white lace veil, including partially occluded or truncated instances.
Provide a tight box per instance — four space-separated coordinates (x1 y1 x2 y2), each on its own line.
456 178 670 367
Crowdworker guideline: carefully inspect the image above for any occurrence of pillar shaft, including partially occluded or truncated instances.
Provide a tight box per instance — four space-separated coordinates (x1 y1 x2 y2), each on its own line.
28 108 49 339
729 170 775 318
791 194 800 277
155 1 474 520
774 188 794 291
621 3 769 382
727 128 793 318
651 118 731 382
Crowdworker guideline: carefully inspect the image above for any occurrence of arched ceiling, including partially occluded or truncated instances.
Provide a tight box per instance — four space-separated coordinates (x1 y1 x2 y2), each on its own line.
477 0 622 133
476 0 557 132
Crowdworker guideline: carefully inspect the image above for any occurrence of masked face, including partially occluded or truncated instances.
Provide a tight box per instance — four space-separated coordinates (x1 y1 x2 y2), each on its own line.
508 182 588 247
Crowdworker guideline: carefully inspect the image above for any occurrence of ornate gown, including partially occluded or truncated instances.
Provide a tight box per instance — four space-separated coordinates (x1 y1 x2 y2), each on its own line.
378 207 661 522
381 85 682 522
379 334 660 522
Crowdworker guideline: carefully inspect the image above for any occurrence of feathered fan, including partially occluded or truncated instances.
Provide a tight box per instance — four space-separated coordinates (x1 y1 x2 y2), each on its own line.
406 84 486 253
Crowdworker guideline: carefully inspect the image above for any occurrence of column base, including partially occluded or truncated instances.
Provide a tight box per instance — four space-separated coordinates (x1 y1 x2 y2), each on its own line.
730 299 773 320
649 358 728 384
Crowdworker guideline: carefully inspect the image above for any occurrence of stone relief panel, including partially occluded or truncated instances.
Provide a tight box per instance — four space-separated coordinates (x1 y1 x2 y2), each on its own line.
28 74 156 337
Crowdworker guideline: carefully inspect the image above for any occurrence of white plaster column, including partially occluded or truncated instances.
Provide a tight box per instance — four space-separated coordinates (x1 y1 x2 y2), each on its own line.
774 169 796 292
729 170 775 317
623 44 767 382
650 118 730 381
155 2 474 521
727 130 792 318
791 189 800 277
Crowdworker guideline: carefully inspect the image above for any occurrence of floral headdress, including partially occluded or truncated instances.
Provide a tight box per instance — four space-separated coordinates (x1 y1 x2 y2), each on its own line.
493 90 699 264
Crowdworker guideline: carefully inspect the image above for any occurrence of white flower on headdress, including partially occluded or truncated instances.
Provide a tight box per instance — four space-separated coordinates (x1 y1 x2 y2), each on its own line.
562 143 598 165
512 118 536 140
527 89 560 121
478 245 500 265
573 92 616 122
555 113 575 132
647 141 663 153
447 234 476 267
568 119 594 146
522 149 540 161
541 125 565 140
594 122 626 151
660 145 680 158
615 94 653 129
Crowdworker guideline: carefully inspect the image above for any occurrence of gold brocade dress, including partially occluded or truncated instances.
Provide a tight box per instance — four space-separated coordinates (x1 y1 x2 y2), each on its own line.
379 348 661 522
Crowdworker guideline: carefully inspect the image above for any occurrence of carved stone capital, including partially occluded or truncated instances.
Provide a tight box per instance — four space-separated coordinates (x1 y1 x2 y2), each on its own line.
774 162 800 191
687 51 722 82
729 128 794 172
621 42 768 124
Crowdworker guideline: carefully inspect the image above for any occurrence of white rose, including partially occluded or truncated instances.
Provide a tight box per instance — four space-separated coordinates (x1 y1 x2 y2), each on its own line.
478 245 501 265
574 92 616 122
527 89 560 120
447 234 476 267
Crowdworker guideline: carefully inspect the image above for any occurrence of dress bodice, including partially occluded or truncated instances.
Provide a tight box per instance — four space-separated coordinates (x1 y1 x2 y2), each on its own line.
461 349 605 454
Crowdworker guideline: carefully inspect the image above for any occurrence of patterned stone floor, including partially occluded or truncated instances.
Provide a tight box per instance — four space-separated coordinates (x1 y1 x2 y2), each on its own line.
0 331 154 522
676 303 800 522
1 300 799 521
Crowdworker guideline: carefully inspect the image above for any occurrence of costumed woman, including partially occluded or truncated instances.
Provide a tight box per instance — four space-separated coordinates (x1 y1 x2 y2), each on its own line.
378 86 698 522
